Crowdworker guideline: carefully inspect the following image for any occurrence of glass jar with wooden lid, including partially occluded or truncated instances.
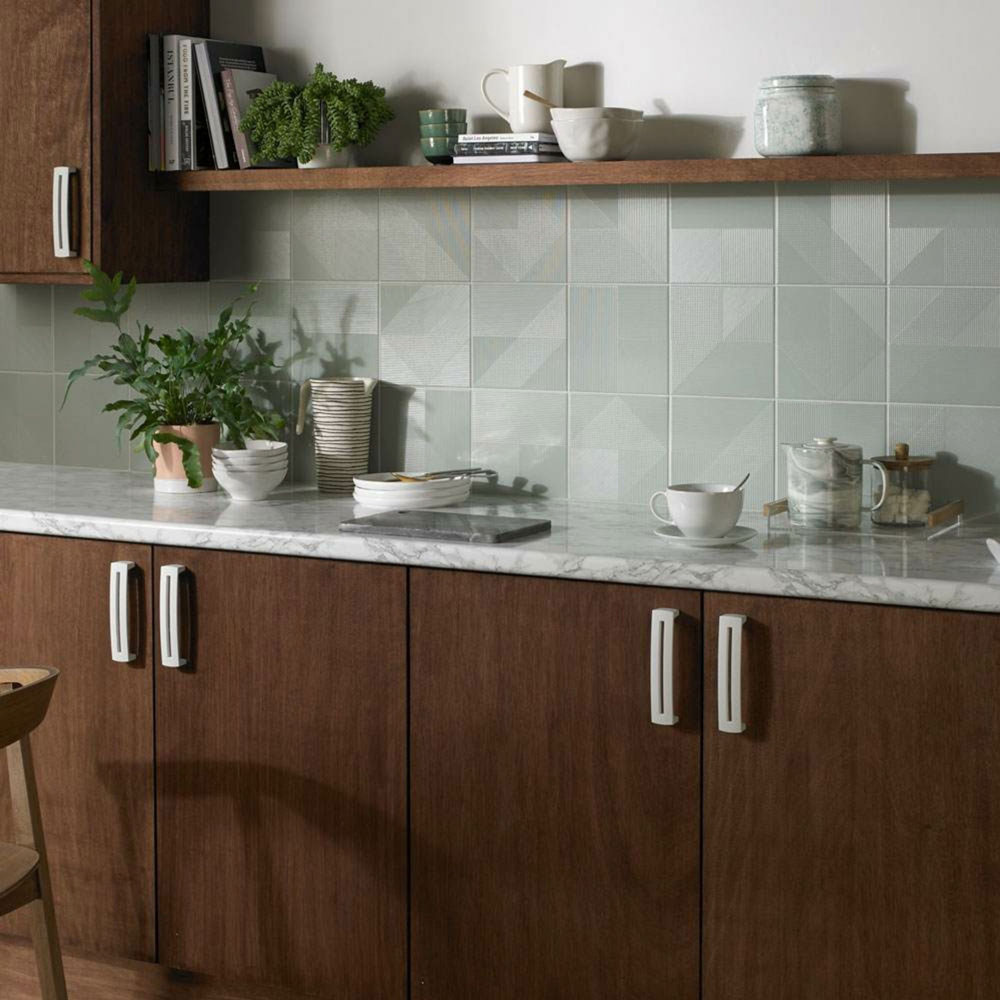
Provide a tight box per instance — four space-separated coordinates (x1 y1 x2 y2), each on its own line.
870 443 934 526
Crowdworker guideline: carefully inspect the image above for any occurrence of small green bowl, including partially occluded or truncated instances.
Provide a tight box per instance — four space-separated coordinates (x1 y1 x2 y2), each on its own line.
418 108 467 125
419 122 468 138
420 135 458 164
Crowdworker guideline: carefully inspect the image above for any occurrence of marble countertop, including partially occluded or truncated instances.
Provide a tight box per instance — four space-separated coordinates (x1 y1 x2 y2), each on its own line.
2 463 1000 613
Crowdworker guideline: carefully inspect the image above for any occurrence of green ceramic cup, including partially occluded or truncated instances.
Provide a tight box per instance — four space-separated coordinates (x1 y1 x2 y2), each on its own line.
420 135 458 164
419 122 468 138
418 108 467 125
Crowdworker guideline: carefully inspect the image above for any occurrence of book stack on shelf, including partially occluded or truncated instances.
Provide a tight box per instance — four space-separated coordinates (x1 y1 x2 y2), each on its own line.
148 33 279 171
452 133 566 165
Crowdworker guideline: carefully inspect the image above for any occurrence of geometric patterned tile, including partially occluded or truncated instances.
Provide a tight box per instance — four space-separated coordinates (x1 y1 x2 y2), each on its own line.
379 284 470 387
0 373 53 464
568 185 669 283
210 191 291 280
0 285 51 372
377 385 471 474
889 181 1000 286
670 286 774 397
291 190 379 280
889 287 1000 404
472 188 566 282
54 282 210 372
778 181 885 284
775 400 887 504
670 396 774 510
778 286 886 401
888 403 1000 514
290 282 378 381
568 393 669 503
569 285 668 393
671 183 774 284
472 284 566 389
211 281 291 367
380 189 471 281
471 389 567 497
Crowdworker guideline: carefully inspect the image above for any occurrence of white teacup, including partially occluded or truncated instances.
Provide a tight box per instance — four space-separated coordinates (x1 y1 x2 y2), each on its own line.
649 483 744 538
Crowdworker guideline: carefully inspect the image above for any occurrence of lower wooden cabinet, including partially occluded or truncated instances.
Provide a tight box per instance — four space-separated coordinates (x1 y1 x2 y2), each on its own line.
702 592 1000 1000
409 568 702 1000
154 547 407 998
0 533 155 961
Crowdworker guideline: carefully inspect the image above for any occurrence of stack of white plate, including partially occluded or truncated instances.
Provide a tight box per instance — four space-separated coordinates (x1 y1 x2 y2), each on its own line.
353 473 472 510
309 380 373 494
212 440 288 502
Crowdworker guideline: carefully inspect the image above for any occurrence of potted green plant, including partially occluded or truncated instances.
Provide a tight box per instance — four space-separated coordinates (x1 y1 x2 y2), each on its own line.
240 63 394 168
64 261 284 494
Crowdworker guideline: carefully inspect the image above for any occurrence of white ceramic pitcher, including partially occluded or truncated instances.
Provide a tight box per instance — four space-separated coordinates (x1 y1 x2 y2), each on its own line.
481 60 566 133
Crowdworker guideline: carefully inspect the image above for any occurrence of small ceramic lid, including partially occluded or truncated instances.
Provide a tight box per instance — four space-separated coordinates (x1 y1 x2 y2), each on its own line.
870 442 934 470
759 75 836 90
785 436 862 458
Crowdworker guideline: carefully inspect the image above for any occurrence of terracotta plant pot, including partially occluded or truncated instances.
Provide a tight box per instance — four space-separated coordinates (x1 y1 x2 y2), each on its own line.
152 423 221 494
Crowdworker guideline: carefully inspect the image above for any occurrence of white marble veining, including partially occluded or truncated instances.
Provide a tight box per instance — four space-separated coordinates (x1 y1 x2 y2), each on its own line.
2 463 1000 613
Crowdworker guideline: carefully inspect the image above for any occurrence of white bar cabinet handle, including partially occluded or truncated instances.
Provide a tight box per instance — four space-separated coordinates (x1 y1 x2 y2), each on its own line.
159 565 187 668
718 613 748 733
109 561 136 663
52 166 78 258
650 608 680 726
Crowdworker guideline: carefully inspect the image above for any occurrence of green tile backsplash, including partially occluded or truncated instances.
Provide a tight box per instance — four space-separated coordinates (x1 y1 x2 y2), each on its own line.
2 181 1000 511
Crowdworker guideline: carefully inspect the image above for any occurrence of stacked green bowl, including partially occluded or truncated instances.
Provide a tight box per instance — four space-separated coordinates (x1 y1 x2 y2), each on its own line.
418 109 467 164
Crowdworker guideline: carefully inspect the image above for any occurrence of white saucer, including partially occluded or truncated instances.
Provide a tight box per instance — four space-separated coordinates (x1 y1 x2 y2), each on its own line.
653 525 758 547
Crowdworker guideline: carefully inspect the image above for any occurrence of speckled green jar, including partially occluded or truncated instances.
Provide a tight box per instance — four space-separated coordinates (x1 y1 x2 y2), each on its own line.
754 75 841 157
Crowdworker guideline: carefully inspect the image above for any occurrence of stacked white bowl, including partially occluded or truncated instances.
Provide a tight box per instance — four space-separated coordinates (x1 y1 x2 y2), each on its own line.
550 107 644 161
353 473 472 511
212 440 288 502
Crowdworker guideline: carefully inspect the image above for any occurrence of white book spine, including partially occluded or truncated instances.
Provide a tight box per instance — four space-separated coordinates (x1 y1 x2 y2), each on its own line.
457 132 556 143
163 35 180 171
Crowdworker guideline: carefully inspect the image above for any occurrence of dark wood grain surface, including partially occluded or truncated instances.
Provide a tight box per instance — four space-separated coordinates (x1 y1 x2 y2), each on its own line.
0 0 91 276
158 152 1000 191
410 568 701 1000
703 592 1000 1000
0 534 155 960
154 548 406 998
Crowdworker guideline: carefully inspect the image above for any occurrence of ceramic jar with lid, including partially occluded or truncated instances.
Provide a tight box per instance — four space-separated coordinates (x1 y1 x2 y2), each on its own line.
782 436 864 530
870 443 934 526
754 75 841 156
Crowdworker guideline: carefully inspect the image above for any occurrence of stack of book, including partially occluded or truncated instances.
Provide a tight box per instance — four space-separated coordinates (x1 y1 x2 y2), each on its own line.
452 133 565 165
148 33 281 171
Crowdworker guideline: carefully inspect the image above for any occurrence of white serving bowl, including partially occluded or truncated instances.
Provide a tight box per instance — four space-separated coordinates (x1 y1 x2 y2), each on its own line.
551 117 643 162
213 462 287 502
214 439 287 456
550 106 643 122
213 455 288 473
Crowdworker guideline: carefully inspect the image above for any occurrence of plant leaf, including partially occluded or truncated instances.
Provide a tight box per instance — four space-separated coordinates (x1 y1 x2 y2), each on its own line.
153 431 204 489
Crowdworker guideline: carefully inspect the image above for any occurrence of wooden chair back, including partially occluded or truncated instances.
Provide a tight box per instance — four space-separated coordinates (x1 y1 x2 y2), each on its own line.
0 668 58 751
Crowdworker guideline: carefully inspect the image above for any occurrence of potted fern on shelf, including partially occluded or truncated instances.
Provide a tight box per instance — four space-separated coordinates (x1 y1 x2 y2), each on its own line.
64 261 284 494
240 63 394 168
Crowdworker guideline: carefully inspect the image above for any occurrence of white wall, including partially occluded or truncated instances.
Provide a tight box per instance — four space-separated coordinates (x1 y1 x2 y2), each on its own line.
212 0 1000 163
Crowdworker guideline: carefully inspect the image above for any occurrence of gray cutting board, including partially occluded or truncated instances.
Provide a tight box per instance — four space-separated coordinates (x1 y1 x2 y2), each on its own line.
339 510 551 544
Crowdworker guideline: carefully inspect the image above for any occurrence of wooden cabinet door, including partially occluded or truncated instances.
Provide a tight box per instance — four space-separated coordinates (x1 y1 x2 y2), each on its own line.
0 0 91 277
411 569 701 1000
154 548 406 998
0 534 154 959
703 593 1000 1000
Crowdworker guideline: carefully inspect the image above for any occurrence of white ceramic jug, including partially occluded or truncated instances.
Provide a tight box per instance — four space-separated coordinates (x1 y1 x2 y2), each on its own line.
481 60 566 133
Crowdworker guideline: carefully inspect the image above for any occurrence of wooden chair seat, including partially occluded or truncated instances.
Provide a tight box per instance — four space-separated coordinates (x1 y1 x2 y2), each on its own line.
0 841 39 895
0 666 67 998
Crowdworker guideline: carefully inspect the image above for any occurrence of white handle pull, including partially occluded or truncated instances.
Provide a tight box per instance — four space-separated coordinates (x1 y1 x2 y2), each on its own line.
52 166 78 258
650 609 680 725
159 564 187 668
718 614 747 733
109 561 136 663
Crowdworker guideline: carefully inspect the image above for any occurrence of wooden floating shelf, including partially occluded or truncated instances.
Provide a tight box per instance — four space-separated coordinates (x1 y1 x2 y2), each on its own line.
155 152 1000 192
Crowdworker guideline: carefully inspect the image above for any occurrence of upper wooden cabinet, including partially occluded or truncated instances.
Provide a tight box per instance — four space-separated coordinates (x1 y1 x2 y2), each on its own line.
702 593 1000 1000
410 569 701 1000
0 0 208 283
